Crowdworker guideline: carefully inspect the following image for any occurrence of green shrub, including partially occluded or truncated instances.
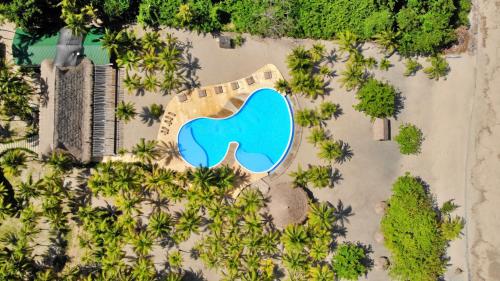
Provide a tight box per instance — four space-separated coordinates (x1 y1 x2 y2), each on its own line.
363 9 393 38
354 78 397 119
332 243 368 280
381 173 463 281
395 123 423 155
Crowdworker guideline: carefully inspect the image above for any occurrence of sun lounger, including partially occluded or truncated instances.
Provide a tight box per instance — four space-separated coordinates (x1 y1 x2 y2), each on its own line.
177 94 187 102
264 71 272 79
230 82 239 90
245 76 255 85
198 89 207 97
168 112 176 116
214 86 224 94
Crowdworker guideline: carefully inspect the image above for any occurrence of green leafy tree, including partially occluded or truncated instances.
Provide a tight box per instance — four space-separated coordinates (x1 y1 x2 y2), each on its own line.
354 78 398 119
309 264 335 281
332 243 368 280
381 173 462 281
394 123 424 155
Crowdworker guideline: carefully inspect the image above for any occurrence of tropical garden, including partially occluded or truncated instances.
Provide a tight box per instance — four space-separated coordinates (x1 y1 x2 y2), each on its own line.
0 139 371 280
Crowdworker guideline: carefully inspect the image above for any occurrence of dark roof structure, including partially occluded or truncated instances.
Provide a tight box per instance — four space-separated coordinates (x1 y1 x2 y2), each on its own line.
38 28 118 163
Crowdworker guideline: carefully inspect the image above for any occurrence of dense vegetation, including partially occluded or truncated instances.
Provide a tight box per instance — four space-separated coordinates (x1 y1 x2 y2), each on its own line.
381 173 464 281
0 0 471 54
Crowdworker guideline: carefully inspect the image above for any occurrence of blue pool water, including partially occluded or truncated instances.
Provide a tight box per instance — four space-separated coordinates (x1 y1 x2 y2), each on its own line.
177 88 293 173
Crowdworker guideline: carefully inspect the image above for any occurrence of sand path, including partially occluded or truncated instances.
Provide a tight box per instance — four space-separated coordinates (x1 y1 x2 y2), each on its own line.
465 0 500 280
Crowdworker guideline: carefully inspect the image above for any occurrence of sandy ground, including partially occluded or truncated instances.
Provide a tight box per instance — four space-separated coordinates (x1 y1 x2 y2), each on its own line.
1 2 498 277
465 0 500 280
119 27 478 279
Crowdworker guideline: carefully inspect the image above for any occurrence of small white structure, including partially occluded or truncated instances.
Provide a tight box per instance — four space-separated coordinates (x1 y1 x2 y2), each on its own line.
373 118 390 141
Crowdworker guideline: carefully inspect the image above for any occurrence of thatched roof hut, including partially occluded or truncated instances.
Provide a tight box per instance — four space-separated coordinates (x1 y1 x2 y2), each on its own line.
268 182 309 229
39 58 94 163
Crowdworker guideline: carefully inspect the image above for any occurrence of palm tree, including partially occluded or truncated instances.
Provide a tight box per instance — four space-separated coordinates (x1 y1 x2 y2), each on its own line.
308 265 335 281
379 58 392 71
16 174 41 206
45 150 72 173
308 202 335 230
161 71 183 95
188 167 216 189
168 249 183 270
281 225 308 253
307 127 327 146
101 28 119 56
116 50 139 71
274 79 291 94
236 189 264 215
147 211 173 239
158 46 182 73
308 239 330 262
287 46 313 73
295 109 319 127
132 138 158 164
131 257 156 280
282 251 308 274
307 165 331 188
1 149 27 176
142 48 159 74
337 30 358 55
116 192 142 217
143 75 159 93
373 30 400 55
175 207 201 241
131 231 153 257
142 31 162 51
339 62 364 91
318 140 343 163
123 73 142 93
364 57 378 69
289 165 309 187
319 101 339 120
404 58 422 76
424 55 449 80
116 101 136 123
310 43 326 62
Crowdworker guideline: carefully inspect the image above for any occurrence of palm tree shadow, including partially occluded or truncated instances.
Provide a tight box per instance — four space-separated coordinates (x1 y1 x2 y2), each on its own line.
325 49 338 65
41 232 69 273
180 52 201 90
156 141 181 165
330 167 343 187
182 269 207 281
335 141 353 164
394 92 405 119
357 242 375 274
140 106 160 127
334 200 354 227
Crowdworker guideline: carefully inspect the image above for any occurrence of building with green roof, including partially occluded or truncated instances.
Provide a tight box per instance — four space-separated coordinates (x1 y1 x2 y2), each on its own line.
12 29 110 66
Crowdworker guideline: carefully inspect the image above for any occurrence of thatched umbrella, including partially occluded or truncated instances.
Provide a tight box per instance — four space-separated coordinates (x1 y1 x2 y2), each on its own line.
268 182 309 229
374 256 390 270
375 201 387 215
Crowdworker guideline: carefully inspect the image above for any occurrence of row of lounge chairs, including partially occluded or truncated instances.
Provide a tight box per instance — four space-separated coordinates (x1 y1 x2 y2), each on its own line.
176 70 274 102
160 112 176 135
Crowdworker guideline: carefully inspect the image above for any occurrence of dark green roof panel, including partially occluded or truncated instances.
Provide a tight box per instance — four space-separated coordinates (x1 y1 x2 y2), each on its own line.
12 29 110 66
